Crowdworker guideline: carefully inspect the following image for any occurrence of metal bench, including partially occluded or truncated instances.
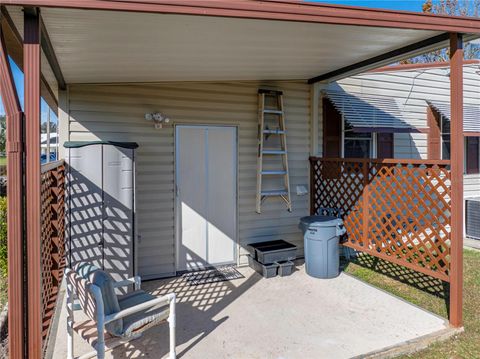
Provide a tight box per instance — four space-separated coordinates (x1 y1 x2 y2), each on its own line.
66 263 176 359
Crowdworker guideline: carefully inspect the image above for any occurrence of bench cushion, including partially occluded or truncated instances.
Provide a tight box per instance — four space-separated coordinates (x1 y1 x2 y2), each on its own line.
118 291 170 337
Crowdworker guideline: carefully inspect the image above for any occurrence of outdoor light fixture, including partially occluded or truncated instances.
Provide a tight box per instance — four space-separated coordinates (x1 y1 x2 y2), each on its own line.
145 112 170 129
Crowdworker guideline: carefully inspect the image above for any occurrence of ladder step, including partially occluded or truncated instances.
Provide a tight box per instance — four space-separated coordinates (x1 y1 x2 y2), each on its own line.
263 109 284 115
263 129 285 135
262 149 286 155
261 170 287 175
261 189 289 196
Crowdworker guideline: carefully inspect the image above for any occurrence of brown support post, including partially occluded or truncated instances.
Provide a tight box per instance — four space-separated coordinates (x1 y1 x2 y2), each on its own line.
449 32 464 328
24 8 42 358
0 24 25 359
362 160 369 247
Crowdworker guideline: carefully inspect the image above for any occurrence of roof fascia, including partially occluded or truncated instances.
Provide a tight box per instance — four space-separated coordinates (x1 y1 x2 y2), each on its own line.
3 0 480 33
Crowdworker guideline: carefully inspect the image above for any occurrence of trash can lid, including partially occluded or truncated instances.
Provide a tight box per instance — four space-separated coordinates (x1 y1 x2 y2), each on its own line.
299 215 342 228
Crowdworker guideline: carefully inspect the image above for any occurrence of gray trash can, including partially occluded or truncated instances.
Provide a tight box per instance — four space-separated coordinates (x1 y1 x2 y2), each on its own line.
299 215 346 279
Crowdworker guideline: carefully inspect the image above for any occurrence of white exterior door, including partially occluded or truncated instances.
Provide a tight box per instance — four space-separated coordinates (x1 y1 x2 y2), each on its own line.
176 126 237 271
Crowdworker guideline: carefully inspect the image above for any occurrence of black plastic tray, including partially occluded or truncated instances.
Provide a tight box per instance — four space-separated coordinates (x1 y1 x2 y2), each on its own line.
248 255 278 278
247 240 297 264
277 260 294 277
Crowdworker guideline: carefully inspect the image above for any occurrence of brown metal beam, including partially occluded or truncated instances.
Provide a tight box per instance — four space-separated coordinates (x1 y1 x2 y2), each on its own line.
370 59 480 73
4 0 480 33
308 32 451 84
24 7 42 358
0 6 59 111
449 32 464 328
0 22 25 359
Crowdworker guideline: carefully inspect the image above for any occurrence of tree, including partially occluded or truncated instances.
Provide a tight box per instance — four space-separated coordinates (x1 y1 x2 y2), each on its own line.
41 120 57 134
402 0 480 63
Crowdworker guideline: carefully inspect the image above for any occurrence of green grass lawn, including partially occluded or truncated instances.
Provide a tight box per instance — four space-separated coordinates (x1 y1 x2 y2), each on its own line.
0 157 5 166
344 249 480 359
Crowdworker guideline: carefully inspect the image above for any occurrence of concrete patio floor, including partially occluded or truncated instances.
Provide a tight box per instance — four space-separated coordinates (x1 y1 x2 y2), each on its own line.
51 263 448 359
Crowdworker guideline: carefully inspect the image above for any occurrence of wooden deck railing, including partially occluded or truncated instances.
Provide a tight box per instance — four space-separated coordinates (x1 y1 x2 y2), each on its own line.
40 160 66 351
310 157 452 282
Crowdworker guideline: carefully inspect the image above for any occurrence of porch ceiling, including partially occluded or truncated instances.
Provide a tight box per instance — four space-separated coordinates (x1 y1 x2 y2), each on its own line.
5 5 453 84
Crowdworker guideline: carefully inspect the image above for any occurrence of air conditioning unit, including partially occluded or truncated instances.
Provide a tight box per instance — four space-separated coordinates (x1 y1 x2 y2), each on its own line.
466 198 480 240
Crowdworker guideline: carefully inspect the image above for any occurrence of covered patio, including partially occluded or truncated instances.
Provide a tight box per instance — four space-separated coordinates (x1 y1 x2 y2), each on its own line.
1 1 479 358
51 263 449 359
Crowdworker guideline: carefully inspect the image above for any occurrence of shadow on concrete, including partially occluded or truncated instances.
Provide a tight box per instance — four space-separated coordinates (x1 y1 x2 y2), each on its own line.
342 253 450 316
110 250 261 359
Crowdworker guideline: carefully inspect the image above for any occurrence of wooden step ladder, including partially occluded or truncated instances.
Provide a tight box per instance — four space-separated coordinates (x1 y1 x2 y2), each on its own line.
256 89 292 213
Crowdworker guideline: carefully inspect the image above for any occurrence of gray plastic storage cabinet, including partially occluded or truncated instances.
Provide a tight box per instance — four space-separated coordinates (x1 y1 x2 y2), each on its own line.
299 215 346 279
65 141 138 283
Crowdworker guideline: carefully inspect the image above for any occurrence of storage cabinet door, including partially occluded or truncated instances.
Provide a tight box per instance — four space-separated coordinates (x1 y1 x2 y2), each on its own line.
67 145 104 269
103 145 134 282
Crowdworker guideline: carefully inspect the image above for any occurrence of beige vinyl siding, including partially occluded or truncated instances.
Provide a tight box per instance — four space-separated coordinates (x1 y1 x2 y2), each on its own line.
465 175 480 199
316 84 326 157
67 81 310 278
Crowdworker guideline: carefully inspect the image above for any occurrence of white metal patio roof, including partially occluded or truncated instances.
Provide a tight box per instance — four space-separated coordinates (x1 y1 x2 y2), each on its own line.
3 5 463 85
323 90 416 133
427 100 480 133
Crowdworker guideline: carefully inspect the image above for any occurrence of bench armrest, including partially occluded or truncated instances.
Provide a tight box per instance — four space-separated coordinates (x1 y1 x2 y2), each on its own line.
104 292 175 324
113 276 141 290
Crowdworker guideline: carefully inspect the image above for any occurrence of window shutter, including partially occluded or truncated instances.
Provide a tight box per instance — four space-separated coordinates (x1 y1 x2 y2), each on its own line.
376 133 394 159
466 137 480 175
323 98 341 158
427 106 441 160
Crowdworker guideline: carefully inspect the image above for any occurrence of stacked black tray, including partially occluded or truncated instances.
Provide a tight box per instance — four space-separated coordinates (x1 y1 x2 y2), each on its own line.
247 240 296 278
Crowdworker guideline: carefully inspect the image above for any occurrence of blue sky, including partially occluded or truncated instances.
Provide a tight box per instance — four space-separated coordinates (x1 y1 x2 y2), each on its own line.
0 57 54 122
0 0 426 118
311 0 426 12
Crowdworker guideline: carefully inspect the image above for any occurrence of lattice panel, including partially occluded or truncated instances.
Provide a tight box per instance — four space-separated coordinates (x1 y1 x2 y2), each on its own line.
40 163 66 350
310 158 451 282
310 159 367 246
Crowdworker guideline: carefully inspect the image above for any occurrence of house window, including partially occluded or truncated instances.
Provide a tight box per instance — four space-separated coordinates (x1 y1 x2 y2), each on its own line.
342 118 375 158
440 115 451 160
466 137 480 175
322 98 394 160
438 116 480 174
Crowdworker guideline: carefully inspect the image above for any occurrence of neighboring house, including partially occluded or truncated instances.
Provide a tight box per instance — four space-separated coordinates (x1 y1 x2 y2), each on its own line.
40 133 59 163
321 61 480 198
41 132 59 159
